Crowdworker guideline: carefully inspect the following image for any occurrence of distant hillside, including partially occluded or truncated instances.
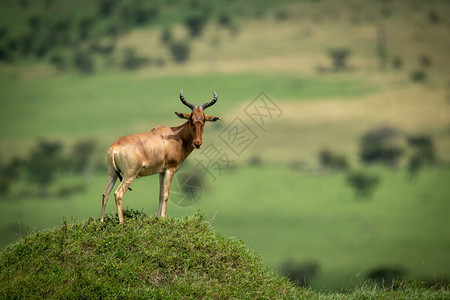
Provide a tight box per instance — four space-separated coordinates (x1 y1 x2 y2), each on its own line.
0 210 447 299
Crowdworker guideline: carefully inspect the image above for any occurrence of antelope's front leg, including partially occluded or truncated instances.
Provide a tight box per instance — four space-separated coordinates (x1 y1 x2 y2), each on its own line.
158 169 174 217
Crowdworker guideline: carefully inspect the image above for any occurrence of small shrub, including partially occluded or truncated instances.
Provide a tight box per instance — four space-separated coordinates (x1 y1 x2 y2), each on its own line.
392 56 403 70
428 11 439 24
169 40 190 63
274 9 289 21
19 34 34 56
73 50 95 74
56 183 88 198
97 0 117 17
91 41 115 56
419 55 432 68
121 47 149 71
106 24 120 38
218 11 232 27
248 155 262 167
34 45 48 58
0 179 9 196
290 160 306 171
380 7 392 18
0 45 14 62
347 170 380 199
28 16 44 31
410 70 427 82
319 148 349 171
0 26 7 39
49 54 67 72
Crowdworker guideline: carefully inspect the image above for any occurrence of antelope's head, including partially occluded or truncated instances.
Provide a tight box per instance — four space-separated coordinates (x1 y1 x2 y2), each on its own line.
175 89 221 149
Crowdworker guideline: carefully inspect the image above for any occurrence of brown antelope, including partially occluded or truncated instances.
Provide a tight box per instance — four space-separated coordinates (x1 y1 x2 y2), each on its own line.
101 89 221 223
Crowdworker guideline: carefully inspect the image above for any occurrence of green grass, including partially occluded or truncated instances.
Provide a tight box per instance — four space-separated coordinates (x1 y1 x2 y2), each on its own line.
1 164 449 290
0 211 447 299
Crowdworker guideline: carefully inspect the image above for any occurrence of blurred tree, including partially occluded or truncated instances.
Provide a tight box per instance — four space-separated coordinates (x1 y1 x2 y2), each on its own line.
69 140 97 174
428 11 439 24
184 14 207 37
0 156 8 196
406 134 436 178
179 172 204 200
160 28 172 44
26 140 63 196
3 157 26 181
319 148 349 171
347 170 380 199
0 26 8 41
280 260 320 287
97 0 118 17
376 26 388 70
328 48 351 71
78 17 93 41
217 10 232 27
49 54 67 72
169 40 190 63
132 3 159 25
19 0 30 9
366 266 405 287
410 70 426 82
359 127 403 168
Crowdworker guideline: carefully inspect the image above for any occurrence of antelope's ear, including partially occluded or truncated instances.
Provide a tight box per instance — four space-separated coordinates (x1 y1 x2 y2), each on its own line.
175 112 190 119
205 115 222 122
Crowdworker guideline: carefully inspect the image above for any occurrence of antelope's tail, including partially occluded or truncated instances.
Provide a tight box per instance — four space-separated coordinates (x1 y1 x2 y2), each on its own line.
111 152 132 191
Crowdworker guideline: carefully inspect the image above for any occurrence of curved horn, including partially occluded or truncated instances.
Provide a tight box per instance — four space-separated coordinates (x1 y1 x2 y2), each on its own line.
199 90 218 111
179 89 196 110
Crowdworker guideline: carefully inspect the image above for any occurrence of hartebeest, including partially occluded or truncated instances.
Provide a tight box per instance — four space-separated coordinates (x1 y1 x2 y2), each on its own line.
101 89 221 223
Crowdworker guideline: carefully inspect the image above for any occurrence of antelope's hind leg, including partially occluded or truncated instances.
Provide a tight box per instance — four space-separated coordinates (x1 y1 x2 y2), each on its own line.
101 171 118 222
114 175 136 223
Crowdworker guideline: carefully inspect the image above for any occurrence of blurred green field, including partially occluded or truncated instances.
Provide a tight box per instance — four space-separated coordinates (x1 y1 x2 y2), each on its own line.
1 0 449 292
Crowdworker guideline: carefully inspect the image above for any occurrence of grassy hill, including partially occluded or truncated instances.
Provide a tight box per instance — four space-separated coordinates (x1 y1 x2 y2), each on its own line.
0 211 302 298
0 211 447 299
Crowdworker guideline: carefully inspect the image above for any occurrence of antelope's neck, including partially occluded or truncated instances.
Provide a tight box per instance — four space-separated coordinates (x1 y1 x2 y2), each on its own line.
178 121 195 158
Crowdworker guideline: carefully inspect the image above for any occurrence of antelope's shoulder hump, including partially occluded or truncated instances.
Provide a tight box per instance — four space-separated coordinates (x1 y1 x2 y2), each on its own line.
150 125 173 138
